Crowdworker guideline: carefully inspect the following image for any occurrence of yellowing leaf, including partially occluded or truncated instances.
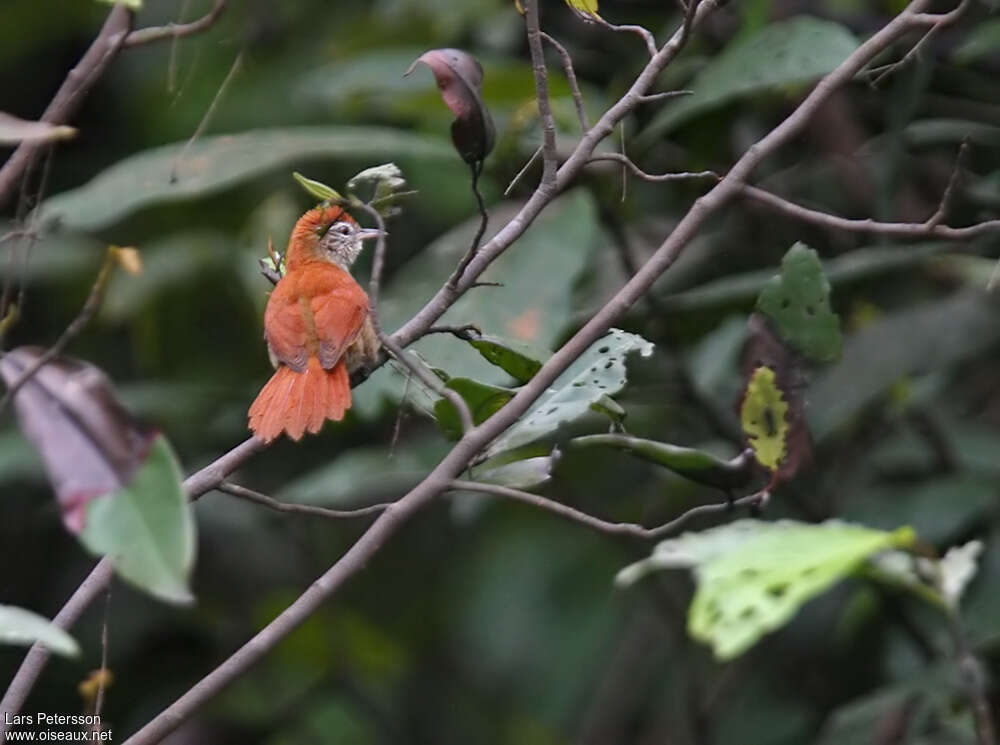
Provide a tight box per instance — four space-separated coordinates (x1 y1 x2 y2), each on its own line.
740 366 788 470
565 0 600 18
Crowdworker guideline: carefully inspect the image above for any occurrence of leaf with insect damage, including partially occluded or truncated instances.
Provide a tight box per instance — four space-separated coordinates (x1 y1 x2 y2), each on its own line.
741 314 812 485
405 49 496 166
617 519 916 660
740 367 788 472
757 242 842 362
0 349 195 603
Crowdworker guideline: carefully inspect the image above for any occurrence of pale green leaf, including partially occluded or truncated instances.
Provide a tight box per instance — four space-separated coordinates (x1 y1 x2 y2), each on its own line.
79 435 196 604
617 520 916 660
485 329 653 458
0 605 80 657
740 366 788 471
292 172 343 202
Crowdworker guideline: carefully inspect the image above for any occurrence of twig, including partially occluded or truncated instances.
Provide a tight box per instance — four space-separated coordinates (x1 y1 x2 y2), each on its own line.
355 202 476 435
588 152 718 182
451 480 768 540
218 482 392 519
170 50 243 183
123 0 227 47
540 32 589 132
504 146 542 196
946 610 997 745
0 5 133 208
925 140 968 229
447 162 490 290
0 248 118 413
525 0 559 186
737 183 1000 240
90 586 112 735
590 16 657 59
636 90 692 104
424 324 482 342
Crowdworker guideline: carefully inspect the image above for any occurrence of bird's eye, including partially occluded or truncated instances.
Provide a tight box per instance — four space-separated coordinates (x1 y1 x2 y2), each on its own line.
328 222 353 237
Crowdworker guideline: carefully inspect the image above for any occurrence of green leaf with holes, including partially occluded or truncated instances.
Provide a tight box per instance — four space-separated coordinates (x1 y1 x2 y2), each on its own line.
467 335 549 384
617 520 916 660
484 329 653 458
756 242 842 362
433 378 515 440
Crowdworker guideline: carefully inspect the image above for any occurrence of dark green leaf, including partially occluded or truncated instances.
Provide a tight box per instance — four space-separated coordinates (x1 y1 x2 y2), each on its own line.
41 127 453 231
756 242 842 362
468 334 548 383
434 378 515 439
570 434 753 490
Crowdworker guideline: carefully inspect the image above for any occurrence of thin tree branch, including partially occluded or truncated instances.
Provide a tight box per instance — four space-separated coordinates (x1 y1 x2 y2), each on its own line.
451 481 768 540
525 0 559 185
447 162 490 290
0 248 118 413
588 153 718 182
540 32 589 132
589 16 657 59
218 482 392 519
737 183 1000 240
123 0 227 47
0 5 133 208
636 90 692 104
356 202 475 435
504 145 542 196
170 50 243 183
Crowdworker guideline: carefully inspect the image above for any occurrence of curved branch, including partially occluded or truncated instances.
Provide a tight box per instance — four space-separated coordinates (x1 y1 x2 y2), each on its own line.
123 0 227 47
451 481 767 540
218 482 392 520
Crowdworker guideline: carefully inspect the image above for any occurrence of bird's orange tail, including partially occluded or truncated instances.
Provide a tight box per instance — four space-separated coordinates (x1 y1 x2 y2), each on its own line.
248 358 351 443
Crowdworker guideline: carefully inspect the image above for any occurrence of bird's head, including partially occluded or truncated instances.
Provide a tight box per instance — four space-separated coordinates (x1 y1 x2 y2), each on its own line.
287 204 381 270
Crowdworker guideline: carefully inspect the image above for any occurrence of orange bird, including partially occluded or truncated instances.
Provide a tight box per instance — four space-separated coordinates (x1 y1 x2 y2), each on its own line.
248 204 380 443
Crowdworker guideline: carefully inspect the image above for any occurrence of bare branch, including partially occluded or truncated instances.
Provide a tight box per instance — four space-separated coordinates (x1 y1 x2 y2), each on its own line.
504 146 542 196
451 480 768 541
355 202 476 435
737 183 1000 240
540 32 589 132
588 153 718 182
0 6 133 208
218 482 392 519
123 0 227 47
636 90 692 104
590 16 657 59
525 0 559 185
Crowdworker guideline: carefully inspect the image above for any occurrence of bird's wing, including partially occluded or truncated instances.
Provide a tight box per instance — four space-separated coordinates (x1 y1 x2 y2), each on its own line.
263 279 309 372
311 279 370 370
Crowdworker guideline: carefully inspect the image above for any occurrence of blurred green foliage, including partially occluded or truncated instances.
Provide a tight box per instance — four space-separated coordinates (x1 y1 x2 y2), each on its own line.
3 0 1000 743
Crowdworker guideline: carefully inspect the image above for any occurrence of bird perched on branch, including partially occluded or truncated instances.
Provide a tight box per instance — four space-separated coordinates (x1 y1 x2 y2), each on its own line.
249 204 380 443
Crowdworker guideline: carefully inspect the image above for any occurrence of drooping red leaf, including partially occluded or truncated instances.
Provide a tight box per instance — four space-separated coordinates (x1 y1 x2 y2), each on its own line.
405 48 496 166
0 347 154 533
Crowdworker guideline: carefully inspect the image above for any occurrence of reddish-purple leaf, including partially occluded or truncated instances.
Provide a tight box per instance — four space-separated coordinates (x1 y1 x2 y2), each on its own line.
0 348 154 533
405 48 496 166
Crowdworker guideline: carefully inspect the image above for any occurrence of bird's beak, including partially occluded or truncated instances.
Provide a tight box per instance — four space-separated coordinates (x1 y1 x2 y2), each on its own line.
358 228 384 242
